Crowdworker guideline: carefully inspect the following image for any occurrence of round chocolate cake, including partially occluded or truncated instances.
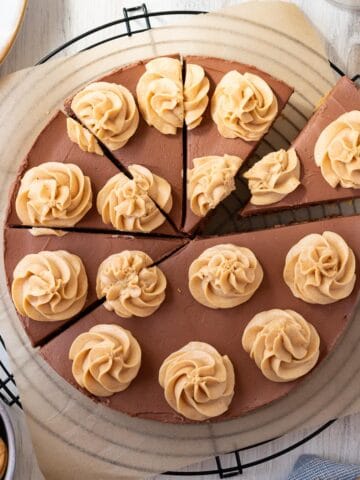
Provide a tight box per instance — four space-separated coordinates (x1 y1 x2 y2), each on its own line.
4 55 360 423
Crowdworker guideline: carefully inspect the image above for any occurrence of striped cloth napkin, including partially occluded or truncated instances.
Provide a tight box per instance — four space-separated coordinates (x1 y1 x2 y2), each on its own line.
288 455 360 480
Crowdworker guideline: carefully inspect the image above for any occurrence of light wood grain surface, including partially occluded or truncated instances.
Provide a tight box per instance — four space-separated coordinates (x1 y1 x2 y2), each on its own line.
0 1 359 479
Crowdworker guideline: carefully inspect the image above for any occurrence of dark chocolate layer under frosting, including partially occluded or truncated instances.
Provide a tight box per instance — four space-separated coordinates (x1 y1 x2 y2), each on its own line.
40 215 359 423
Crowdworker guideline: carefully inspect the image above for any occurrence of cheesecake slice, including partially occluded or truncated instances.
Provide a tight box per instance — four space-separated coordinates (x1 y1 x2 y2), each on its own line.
241 76 360 217
183 56 294 233
4 227 187 346
65 56 184 233
6 111 177 236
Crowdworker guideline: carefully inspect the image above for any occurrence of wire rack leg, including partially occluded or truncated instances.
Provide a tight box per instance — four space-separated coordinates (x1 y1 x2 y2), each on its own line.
123 4 152 36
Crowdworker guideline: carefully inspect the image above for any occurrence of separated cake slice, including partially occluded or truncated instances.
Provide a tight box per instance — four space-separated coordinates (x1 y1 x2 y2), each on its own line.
64 55 184 233
241 76 360 217
5 111 177 236
40 214 359 423
4 227 187 346
183 56 294 234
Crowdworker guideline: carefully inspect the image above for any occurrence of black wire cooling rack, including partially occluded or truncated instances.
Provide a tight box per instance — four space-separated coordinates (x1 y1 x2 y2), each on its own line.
1 3 358 477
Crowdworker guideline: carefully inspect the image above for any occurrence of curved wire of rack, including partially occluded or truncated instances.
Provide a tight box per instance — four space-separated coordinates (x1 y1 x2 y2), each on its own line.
2 3 357 477
36 5 207 64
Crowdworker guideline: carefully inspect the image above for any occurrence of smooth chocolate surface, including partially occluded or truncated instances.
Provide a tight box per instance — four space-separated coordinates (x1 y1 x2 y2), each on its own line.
67 56 184 232
4 228 186 346
242 76 360 217
5 111 177 236
183 55 294 234
40 215 360 423
6 56 358 425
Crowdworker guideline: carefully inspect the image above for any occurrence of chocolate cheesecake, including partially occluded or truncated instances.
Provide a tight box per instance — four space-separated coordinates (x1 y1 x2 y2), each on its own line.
183 56 294 233
65 56 184 232
40 215 359 422
241 76 360 217
5 111 177 236
64 56 294 235
4 53 360 425
4 227 186 346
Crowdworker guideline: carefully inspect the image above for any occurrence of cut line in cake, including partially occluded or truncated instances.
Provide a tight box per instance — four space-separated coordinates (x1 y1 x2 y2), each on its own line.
240 76 360 218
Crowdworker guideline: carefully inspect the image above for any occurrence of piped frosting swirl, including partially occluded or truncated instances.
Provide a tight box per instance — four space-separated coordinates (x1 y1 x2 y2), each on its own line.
242 309 320 382
69 324 141 397
211 71 278 141
15 162 92 228
11 250 88 321
283 231 356 304
136 57 183 134
97 165 172 232
189 244 263 308
96 250 167 318
187 155 243 217
66 118 103 155
184 64 210 130
244 148 301 205
314 110 360 189
159 341 235 421
71 81 139 150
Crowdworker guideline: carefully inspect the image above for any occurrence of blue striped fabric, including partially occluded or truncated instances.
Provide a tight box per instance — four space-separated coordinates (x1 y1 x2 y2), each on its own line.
288 455 360 480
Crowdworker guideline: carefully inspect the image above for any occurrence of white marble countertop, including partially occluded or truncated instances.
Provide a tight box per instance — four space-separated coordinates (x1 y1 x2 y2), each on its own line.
0 1 360 479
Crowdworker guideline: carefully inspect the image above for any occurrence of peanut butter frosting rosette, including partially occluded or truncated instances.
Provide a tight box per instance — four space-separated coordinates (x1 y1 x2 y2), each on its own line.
284 231 356 304
244 148 301 205
96 250 166 318
11 250 88 322
159 341 235 421
136 57 183 134
66 118 103 155
69 324 141 397
187 155 243 217
71 81 139 150
242 309 320 382
314 110 360 189
189 244 263 308
97 164 172 232
15 162 92 228
211 71 278 141
184 64 210 130
130 164 173 214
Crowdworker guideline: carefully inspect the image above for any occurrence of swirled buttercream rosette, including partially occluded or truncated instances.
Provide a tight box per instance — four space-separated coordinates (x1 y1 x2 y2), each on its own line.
242 309 320 382
15 162 92 228
96 250 167 318
159 341 235 421
12 250 88 322
283 231 356 304
189 244 263 308
69 324 141 397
